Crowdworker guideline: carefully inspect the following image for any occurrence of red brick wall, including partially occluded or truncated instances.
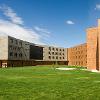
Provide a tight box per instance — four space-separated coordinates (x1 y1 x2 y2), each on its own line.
68 43 87 67
87 27 98 70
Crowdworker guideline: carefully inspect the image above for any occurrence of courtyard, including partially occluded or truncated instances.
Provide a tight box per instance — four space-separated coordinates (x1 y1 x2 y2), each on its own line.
0 66 100 100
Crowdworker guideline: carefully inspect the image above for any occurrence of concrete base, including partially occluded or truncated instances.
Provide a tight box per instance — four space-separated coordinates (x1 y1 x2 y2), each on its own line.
91 70 100 73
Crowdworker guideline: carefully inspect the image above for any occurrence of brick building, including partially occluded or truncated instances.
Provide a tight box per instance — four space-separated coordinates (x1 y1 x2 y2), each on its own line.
68 43 87 67
67 19 100 71
86 19 100 71
1 19 100 71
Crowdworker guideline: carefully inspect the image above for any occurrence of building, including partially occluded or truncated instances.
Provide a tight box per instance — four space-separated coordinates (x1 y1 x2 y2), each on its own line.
68 43 87 67
67 19 100 71
86 19 100 71
0 35 68 67
41 45 68 65
43 45 67 61
0 35 44 67
1 19 100 70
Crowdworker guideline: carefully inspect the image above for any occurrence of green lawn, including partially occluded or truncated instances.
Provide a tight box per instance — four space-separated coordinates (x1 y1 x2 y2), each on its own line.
0 66 100 100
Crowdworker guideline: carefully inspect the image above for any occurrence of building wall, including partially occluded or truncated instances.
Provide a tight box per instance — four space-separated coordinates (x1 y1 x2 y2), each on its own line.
0 35 8 60
43 46 67 61
86 23 100 71
68 43 87 67
8 36 30 60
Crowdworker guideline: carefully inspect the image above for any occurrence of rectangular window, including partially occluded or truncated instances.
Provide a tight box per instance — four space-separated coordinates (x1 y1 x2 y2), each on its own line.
19 42 22 46
14 53 17 57
49 47 51 51
52 48 55 50
56 56 58 59
48 52 51 55
59 57 61 59
9 52 13 56
49 56 51 59
56 48 58 51
10 39 13 43
52 52 54 55
52 56 55 59
15 40 18 45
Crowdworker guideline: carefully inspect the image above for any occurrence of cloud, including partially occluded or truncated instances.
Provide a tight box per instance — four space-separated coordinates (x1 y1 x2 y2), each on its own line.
66 20 74 25
0 5 47 45
0 19 44 44
95 4 100 10
0 5 23 25
34 26 51 38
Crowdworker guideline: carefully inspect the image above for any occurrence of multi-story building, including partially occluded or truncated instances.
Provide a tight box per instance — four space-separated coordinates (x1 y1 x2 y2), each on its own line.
1 19 100 71
86 19 100 71
68 43 87 67
0 35 44 67
67 19 100 71
43 45 67 61
8 36 30 60
0 35 68 67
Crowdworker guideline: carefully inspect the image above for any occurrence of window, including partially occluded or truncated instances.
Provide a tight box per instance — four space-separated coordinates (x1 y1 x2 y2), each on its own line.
52 48 55 50
19 42 22 46
19 53 22 57
18 47 21 51
48 52 51 55
49 47 51 51
56 48 58 51
49 56 51 59
81 61 83 65
10 39 13 43
9 52 13 56
14 47 17 50
59 57 61 59
15 40 18 45
52 56 55 59
9 45 13 50
56 56 58 59
52 52 54 55
14 53 17 57
59 53 61 55
55 52 58 55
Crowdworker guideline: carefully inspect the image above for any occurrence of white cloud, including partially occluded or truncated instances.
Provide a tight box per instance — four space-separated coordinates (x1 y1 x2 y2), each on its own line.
0 5 47 45
95 4 100 10
0 5 23 25
0 19 43 44
66 20 74 25
34 26 51 38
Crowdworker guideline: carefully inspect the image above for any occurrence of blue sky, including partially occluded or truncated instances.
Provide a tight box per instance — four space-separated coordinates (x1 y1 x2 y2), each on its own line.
0 0 100 47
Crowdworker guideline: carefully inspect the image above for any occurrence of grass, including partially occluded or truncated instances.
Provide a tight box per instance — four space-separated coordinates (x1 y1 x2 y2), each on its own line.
0 66 100 100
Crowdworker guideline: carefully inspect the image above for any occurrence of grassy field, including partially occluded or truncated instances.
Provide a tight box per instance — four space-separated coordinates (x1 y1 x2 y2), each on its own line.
0 66 100 100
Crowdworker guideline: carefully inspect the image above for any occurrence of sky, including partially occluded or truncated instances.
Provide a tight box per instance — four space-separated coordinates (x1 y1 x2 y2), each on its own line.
0 0 100 47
